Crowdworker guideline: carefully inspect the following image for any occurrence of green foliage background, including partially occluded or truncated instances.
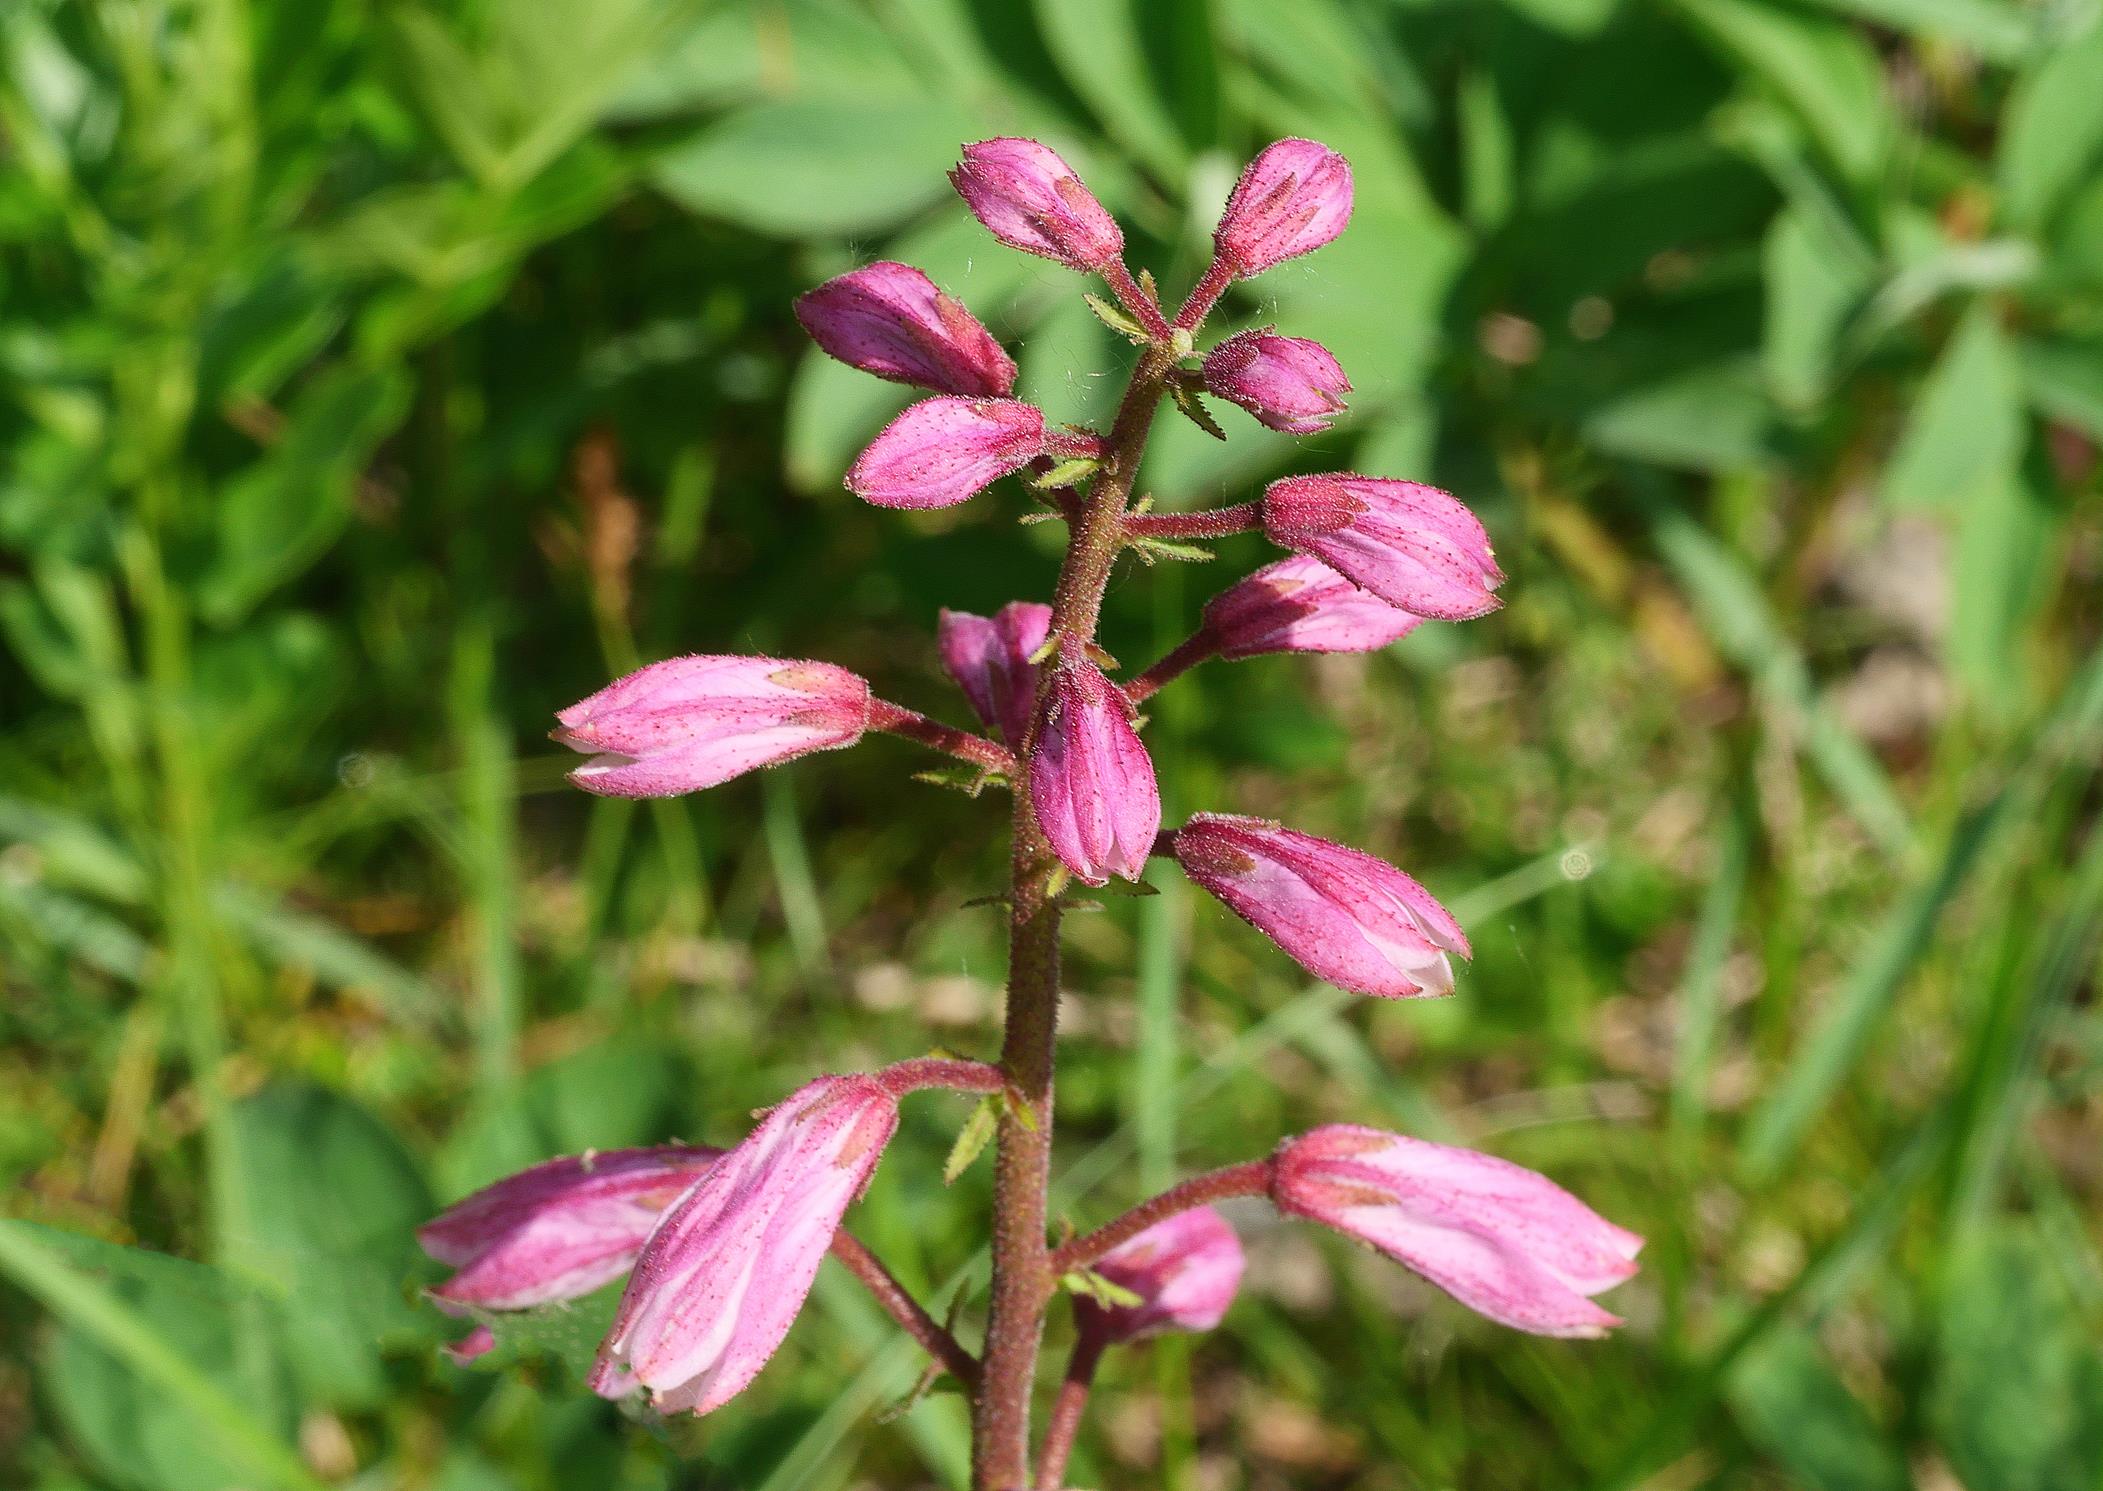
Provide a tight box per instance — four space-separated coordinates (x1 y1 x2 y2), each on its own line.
4 0 2102 1486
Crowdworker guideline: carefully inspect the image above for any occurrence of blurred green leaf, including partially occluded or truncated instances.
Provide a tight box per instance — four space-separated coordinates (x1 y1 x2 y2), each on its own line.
1949 459 2053 708
1032 0 1189 177
2022 337 2103 440
1932 1226 2103 1490
1880 302 2023 510
1586 361 1773 471
1995 12 2103 231
1728 1326 1908 1491
1763 202 1871 409
1808 0 2033 59
1673 0 1892 181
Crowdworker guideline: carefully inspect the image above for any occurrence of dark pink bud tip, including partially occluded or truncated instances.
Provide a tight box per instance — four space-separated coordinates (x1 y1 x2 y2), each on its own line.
795 261 1016 398
938 602 1053 745
951 137 1124 272
1201 329 1351 434
1259 475 1503 622
1201 556 1421 660
1213 139 1353 277
1169 813 1468 998
847 396 1047 509
1274 1126 1642 1337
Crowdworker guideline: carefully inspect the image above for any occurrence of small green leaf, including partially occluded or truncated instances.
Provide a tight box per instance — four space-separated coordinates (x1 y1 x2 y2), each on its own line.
1083 293 1150 345
1002 1087 1041 1133
1093 877 1160 898
1059 1270 1145 1309
1130 536 1217 564
1031 456 1101 489
1169 380 1228 441
943 1096 1000 1185
913 763 1002 796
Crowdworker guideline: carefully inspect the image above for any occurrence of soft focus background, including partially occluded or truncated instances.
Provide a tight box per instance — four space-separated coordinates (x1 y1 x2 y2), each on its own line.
5 1 2102 1487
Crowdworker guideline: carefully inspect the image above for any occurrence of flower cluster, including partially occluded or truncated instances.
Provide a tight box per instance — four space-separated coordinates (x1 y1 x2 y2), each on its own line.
420 135 1636 1482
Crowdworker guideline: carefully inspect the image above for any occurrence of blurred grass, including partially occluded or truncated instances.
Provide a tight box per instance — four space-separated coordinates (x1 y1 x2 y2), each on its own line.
4 0 2103 1488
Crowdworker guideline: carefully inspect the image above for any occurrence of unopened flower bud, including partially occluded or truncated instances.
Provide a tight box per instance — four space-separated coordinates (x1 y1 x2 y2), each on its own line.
950 138 1124 272
1031 643 1161 885
847 396 1046 509
1077 1207 1244 1345
557 656 871 798
1168 813 1467 998
795 261 1016 398
1273 1126 1642 1337
938 602 1053 746
1213 139 1353 276
592 1075 899 1416
1259 475 1503 621
1201 330 1350 433
1201 556 1421 659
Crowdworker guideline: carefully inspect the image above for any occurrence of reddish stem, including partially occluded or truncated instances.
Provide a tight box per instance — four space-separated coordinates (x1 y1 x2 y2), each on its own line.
829 1231 979 1385
1100 259 1173 342
868 700 1017 776
1121 501 1260 542
877 1057 1007 1098
1046 1161 1273 1276
1123 630 1219 705
1174 255 1235 331
1033 1336 1104 1490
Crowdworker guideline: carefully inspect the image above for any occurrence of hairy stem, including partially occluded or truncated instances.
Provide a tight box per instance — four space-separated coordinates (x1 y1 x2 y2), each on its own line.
974 345 1175 1490
869 700 1018 776
1121 501 1260 541
828 1232 979 1385
1124 630 1220 705
1034 1336 1104 1490
1046 1160 1272 1276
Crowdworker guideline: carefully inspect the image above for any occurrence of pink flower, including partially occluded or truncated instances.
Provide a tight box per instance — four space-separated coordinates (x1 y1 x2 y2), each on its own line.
794 261 1016 398
1260 475 1503 621
1201 330 1350 433
556 656 871 798
938 601 1053 746
1213 139 1353 276
950 137 1124 272
1167 813 1468 998
418 1145 720 1311
847 396 1046 509
1030 644 1161 885
1077 1207 1245 1345
1272 1126 1642 1337
590 1075 899 1416
1202 556 1421 660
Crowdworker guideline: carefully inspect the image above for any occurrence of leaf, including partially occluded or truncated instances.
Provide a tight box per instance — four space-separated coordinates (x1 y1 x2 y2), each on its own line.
1029 0 1188 178
1931 1226 2103 1490
1585 361 1774 472
1169 379 1228 441
914 762 1002 796
1806 0 2034 60
651 98 985 237
943 1096 1000 1184
1995 13 2103 230
1129 536 1216 565
1059 1269 1145 1309
1764 203 1870 410
1083 292 1151 345
1949 459 2053 710
1728 1327 1909 1491
1672 0 1892 182
231 1082 435 1408
1880 303 2025 511
1032 457 1101 489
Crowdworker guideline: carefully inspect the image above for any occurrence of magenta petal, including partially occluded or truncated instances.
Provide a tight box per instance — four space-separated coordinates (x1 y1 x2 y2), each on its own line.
592 1075 898 1417
1201 330 1351 434
795 261 1016 397
557 656 871 798
1260 475 1503 622
1202 556 1421 659
1078 1206 1245 1344
1170 813 1467 998
1214 139 1353 276
1275 1126 1642 1337
950 137 1123 272
847 396 1047 510
418 1145 719 1312
1029 648 1162 885
938 601 1054 745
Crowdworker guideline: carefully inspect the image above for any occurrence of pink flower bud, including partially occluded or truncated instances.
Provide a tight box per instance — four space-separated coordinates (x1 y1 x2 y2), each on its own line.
950 137 1124 272
1030 644 1161 885
938 601 1053 745
1213 139 1353 276
1077 1206 1245 1345
1168 813 1468 998
418 1145 719 1312
847 396 1046 509
794 261 1016 398
591 1075 899 1416
1260 475 1503 621
1273 1126 1642 1337
1201 330 1351 433
1202 556 1421 660
556 656 872 798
